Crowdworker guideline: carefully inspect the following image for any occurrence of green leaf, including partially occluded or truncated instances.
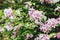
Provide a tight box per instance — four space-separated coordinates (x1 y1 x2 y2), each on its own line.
0 10 3 17
49 33 56 38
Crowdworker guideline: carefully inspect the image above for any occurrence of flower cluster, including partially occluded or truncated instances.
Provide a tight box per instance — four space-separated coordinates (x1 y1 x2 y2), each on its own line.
28 8 44 24
4 8 14 20
40 18 60 33
34 34 50 40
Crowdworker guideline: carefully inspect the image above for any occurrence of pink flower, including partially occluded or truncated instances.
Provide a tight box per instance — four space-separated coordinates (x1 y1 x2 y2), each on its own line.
4 8 12 17
39 34 50 40
40 18 59 33
40 23 51 33
46 18 58 28
4 8 14 19
29 8 44 20
28 8 44 24
26 33 33 39
4 23 13 31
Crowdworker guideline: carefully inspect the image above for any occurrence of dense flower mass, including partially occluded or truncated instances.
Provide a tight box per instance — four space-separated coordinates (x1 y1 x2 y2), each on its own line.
40 23 52 33
46 18 58 28
0 0 60 40
28 8 44 24
40 18 59 33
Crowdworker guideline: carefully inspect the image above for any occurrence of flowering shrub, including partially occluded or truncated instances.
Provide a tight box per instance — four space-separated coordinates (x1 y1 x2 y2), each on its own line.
0 0 60 40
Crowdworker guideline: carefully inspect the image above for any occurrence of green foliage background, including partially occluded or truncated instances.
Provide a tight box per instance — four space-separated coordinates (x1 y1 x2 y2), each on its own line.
0 0 60 40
